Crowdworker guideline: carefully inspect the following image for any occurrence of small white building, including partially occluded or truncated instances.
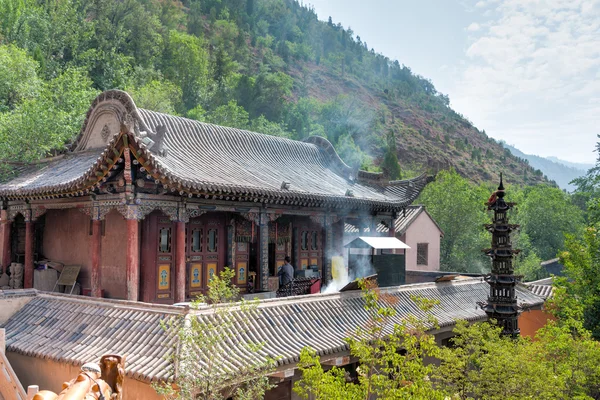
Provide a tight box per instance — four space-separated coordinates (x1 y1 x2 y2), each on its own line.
345 205 443 272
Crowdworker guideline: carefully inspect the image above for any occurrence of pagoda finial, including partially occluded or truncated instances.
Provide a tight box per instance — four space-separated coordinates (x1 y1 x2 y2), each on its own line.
497 173 505 198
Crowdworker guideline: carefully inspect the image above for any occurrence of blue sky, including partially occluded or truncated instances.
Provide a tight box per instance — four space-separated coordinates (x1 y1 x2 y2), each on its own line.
307 0 600 164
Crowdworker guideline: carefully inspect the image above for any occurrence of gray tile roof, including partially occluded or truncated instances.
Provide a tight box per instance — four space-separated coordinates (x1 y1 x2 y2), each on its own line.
0 91 429 210
526 277 554 299
0 151 102 193
1 279 544 382
345 205 442 235
527 284 553 299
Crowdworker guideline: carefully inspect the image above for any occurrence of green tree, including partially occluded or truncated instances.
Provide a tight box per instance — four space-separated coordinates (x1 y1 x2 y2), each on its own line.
200 100 250 129
249 70 293 121
436 320 556 399
0 68 98 165
127 80 182 115
0 44 42 111
571 135 600 224
557 227 600 340
417 169 489 272
515 251 545 282
381 130 401 180
163 31 209 110
294 281 446 400
155 268 277 400
436 317 600 400
249 115 290 138
517 185 584 260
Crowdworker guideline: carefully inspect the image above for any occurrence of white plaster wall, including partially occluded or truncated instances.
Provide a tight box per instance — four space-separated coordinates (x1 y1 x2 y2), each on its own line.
0 296 34 325
402 212 441 272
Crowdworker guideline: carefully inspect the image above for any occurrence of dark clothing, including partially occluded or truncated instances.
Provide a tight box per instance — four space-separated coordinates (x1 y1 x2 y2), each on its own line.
278 262 294 286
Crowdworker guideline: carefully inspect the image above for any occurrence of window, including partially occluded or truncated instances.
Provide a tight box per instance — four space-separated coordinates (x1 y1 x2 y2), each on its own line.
311 231 319 250
159 227 171 253
301 231 308 250
191 229 202 252
417 243 428 266
207 229 218 253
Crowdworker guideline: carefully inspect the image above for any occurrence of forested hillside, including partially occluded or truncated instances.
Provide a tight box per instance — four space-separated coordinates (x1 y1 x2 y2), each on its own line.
0 0 547 185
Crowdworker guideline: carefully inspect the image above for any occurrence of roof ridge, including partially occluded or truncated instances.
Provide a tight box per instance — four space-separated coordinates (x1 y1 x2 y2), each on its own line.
37 291 188 314
243 277 488 309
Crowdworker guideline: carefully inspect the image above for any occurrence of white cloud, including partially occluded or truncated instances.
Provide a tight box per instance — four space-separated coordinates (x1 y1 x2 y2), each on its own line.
467 22 481 31
475 0 500 8
451 0 600 163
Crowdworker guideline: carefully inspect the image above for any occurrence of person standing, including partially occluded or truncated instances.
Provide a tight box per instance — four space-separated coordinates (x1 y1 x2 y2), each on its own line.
278 256 294 286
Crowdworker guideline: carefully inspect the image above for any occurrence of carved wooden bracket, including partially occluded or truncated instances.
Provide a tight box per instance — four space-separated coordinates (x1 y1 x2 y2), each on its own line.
267 213 282 223
7 205 31 222
31 207 47 221
241 212 260 224
116 204 158 221
309 214 340 227
185 207 207 222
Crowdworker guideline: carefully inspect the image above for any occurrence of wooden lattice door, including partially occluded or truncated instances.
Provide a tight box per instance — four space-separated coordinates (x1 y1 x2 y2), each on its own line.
297 219 323 272
156 216 175 301
186 214 225 299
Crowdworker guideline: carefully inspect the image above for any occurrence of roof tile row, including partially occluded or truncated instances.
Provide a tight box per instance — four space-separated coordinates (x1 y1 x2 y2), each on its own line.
1 279 544 382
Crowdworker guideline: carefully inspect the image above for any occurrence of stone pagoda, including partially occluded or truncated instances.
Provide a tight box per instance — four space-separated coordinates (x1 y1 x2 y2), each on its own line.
480 174 522 337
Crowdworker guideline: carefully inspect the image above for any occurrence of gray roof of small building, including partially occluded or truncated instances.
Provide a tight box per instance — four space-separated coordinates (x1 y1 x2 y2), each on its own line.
345 205 443 235
526 277 554 299
540 258 560 266
0 91 429 211
1 279 544 382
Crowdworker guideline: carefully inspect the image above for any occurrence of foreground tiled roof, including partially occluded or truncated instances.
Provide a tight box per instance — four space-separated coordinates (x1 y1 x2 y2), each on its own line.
345 205 443 235
1 279 543 382
0 91 429 210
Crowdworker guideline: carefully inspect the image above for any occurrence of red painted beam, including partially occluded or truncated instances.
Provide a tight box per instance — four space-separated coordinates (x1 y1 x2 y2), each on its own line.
24 221 34 289
90 219 102 297
126 219 140 301
174 221 186 303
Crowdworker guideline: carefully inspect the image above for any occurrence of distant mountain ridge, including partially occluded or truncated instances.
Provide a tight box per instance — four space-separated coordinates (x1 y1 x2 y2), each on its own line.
503 144 587 191
546 156 593 172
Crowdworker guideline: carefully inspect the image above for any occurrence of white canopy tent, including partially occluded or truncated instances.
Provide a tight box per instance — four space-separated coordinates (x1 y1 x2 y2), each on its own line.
344 236 411 250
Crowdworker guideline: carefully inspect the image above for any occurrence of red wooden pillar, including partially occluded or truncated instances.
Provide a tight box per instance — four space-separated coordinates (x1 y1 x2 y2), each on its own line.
24 218 34 289
90 219 102 297
174 221 186 303
126 218 140 301
1 210 11 269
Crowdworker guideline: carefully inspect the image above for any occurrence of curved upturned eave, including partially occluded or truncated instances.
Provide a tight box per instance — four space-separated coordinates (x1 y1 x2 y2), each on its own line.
0 131 126 200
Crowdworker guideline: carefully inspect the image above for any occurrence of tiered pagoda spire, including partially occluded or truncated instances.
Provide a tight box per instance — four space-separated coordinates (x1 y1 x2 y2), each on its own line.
480 174 522 337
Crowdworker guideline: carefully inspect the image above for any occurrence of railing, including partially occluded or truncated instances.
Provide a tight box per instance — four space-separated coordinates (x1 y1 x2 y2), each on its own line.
0 330 27 400
276 277 321 297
